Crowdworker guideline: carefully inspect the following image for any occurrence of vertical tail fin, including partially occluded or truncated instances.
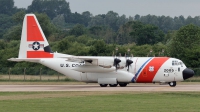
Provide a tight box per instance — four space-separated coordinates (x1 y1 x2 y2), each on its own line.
18 14 53 58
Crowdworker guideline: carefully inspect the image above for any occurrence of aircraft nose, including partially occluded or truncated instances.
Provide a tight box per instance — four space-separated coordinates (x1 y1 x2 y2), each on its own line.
182 68 194 80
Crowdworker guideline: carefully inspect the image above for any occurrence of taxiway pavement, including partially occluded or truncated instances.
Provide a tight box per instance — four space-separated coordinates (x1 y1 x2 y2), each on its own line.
0 84 199 92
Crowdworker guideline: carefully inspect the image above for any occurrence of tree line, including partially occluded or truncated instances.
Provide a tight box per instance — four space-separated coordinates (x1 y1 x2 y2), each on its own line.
0 0 200 75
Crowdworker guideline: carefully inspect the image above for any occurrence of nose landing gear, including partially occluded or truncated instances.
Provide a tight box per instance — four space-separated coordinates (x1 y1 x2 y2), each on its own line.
168 81 176 87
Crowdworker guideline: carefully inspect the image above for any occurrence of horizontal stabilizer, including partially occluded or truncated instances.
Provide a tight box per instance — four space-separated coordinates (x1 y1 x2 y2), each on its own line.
8 58 41 62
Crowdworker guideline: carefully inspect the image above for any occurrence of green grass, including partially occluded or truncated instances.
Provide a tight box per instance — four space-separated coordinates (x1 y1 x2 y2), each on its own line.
0 92 200 112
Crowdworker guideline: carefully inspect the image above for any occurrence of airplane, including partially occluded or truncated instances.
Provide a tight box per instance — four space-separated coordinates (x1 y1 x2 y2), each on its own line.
8 14 194 87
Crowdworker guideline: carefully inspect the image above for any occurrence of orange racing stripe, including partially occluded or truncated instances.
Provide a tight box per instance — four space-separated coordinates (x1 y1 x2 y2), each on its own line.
136 57 169 83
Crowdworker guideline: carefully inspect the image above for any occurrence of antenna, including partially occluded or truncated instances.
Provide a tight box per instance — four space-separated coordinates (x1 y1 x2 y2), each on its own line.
115 47 118 58
127 48 130 58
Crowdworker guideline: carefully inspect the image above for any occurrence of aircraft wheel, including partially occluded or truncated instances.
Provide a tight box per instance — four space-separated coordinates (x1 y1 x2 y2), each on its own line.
119 83 127 87
168 81 176 87
100 84 108 87
109 84 118 87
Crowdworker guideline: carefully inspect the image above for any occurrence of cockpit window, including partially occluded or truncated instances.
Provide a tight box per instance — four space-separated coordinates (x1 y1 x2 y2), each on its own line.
172 60 183 66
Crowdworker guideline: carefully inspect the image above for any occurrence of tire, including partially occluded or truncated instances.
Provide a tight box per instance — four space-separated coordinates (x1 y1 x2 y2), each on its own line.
168 81 176 87
100 84 108 87
119 83 127 87
109 84 118 87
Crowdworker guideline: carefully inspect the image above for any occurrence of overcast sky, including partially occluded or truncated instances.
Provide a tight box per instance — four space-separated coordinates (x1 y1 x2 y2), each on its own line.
14 0 200 17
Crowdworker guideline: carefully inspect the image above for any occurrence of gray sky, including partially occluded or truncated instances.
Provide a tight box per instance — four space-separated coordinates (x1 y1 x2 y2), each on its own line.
14 0 200 17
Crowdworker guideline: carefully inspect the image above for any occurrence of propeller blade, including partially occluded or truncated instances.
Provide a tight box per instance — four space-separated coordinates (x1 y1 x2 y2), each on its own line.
126 59 133 71
113 58 121 71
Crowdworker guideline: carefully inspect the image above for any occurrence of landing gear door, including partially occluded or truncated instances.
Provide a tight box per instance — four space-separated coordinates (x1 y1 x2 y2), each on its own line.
172 66 180 81
173 67 179 76
80 72 88 81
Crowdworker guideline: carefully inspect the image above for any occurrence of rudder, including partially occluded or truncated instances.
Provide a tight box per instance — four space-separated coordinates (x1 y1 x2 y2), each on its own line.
18 14 53 58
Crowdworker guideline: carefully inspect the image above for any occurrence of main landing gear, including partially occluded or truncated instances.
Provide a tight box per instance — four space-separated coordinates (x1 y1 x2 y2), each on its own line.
99 83 128 87
168 81 176 87
99 84 108 87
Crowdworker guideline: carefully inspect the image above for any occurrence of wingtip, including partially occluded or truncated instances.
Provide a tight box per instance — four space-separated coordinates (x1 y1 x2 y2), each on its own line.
7 58 18 61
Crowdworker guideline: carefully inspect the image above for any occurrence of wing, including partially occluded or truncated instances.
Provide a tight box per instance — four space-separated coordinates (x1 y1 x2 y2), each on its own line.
65 56 117 73
65 56 126 68
65 56 128 68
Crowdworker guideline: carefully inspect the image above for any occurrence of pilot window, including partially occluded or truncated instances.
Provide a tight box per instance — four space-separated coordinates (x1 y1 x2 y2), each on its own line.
172 60 178 66
172 60 183 66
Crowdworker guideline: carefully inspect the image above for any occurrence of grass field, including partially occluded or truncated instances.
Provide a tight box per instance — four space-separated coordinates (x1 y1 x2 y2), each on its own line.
0 91 200 112
0 75 199 111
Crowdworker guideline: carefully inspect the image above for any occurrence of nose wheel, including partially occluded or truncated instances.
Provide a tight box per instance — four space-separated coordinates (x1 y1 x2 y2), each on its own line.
168 81 176 87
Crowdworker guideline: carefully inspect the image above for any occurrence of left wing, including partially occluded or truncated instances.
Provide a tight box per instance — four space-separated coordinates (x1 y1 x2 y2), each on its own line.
65 56 113 67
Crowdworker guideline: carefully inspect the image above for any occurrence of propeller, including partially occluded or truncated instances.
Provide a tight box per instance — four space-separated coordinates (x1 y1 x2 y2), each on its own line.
113 47 121 71
126 59 133 71
126 48 133 71
113 58 121 70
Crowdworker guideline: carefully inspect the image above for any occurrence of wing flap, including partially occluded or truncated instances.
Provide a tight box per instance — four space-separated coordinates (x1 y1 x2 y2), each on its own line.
65 56 99 66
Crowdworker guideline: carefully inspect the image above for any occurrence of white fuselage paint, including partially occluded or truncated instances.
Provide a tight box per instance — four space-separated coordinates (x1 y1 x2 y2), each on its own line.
39 53 186 83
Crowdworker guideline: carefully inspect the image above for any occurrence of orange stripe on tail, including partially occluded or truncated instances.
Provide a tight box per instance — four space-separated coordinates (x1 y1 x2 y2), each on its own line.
27 16 44 41
27 51 53 58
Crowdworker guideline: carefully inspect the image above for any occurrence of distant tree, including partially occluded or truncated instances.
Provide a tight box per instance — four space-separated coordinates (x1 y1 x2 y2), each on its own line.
104 11 120 31
35 13 58 38
81 11 92 26
173 16 184 30
88 40 108 56
117 21 136 44
89 26 103 36
66 12 82 24
89 25 116 43
3 25 21 41
0 14 15 38
0 0 16 15
134 14 140 20
130 21 164 45
12 10 26 23
3 13 58 41
69 24 86 37
27 0 71 20
168 24 200 68
52 14 67 29
66 42 89 56
131 44 153 57
76 35 92 45
0 40 6 50
88 15 105 27
0 40 19 68
53 37 71 53
116 14 128 29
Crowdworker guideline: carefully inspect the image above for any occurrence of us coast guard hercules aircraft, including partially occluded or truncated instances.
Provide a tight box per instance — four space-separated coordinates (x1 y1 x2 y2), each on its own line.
8 14 194 87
